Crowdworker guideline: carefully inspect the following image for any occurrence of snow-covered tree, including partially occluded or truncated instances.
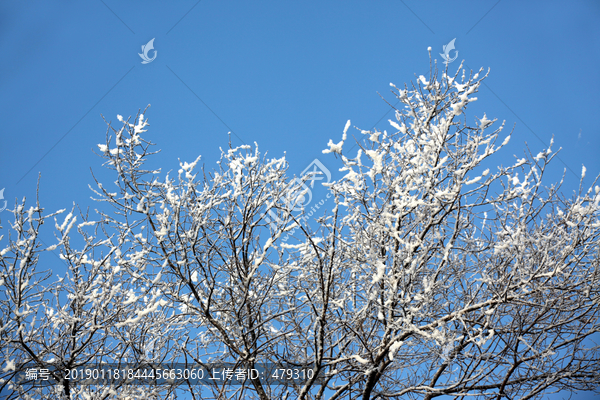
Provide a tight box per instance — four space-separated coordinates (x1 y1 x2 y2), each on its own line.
1 56 599 399
317 61 600 399
0 195 179 399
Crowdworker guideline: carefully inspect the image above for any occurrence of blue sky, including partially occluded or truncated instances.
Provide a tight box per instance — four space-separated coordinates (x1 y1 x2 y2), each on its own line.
1 1 599 398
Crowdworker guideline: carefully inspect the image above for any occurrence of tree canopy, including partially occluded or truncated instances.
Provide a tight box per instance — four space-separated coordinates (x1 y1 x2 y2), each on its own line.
2 60 599 400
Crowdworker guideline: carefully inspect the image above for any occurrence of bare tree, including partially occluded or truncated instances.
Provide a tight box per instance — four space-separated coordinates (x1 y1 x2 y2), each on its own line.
1 57 599 399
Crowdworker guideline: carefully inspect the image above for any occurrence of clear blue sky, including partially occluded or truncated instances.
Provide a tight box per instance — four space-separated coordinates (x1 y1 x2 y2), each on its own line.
1 1 599 398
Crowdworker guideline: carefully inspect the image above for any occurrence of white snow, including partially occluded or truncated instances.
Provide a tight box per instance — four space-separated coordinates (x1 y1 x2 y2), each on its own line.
343 119 351 136
136 198 146 212
2 360 15 372
389 120 403 132
263 238 274 252
478 114 492 129
323 139 344 155
322 120 350 154
388 341 404 360
372 259 386 283
465 176 482 185
154 227 168 237
351 355 369 364
123 290 138 305
365 150 383 175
